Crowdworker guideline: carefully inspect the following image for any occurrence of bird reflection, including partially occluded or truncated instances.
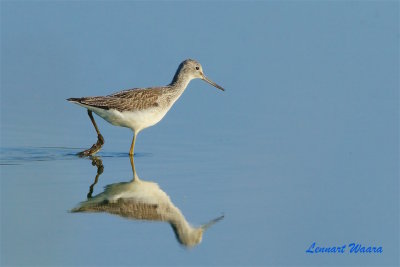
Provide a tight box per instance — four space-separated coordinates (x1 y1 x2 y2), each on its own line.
71 156 224 247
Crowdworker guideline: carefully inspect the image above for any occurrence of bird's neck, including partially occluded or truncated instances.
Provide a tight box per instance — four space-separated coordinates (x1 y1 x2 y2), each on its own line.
169 72 192 93
169 212 202 247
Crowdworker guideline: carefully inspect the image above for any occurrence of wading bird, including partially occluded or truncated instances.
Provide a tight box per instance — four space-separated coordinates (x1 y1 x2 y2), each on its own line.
67 59 224 156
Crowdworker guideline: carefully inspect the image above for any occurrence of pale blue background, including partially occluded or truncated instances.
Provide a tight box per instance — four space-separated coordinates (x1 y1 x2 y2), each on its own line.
1 1 399 266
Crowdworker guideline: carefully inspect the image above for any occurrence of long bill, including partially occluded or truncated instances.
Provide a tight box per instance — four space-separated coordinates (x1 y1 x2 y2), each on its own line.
201 75 225 91
201 215 225 230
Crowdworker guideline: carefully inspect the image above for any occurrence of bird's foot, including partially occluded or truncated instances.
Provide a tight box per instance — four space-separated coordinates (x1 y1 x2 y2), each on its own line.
77 134 105 157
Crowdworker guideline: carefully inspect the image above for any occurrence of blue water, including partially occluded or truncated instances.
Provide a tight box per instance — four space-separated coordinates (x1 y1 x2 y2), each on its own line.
1 1 398 266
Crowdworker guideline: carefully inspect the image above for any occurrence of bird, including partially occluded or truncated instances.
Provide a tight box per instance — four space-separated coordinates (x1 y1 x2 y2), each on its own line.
71 155 224 247
67 59 224 156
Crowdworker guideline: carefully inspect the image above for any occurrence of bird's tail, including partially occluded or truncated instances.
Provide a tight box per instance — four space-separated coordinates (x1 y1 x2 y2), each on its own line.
70 206 83 213
70 201 95 213
67 97 82 103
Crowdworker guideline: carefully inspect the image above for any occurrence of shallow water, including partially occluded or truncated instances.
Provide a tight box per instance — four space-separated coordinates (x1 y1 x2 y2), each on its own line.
1 143 398 265
1 1 398 266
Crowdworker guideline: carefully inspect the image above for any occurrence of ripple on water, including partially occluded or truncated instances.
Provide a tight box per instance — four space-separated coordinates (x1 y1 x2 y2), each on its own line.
0 147 153 165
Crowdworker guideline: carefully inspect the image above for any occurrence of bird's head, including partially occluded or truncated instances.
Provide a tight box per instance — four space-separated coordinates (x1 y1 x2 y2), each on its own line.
173 59 225 91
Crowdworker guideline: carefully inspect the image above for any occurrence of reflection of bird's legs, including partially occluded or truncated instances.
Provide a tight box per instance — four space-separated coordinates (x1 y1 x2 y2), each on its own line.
78 110 105 157
129 154 139 181
87 156 104 199
129 132 137 156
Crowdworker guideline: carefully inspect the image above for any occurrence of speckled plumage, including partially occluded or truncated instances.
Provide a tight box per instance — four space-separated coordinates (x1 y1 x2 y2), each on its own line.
72 198 163 221
68 86 177 112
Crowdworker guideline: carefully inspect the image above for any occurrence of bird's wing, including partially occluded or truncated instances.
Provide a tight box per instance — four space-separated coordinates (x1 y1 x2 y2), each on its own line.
74 88 163 112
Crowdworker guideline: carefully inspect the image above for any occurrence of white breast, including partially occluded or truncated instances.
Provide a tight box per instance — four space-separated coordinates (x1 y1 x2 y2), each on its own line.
85 105 170 132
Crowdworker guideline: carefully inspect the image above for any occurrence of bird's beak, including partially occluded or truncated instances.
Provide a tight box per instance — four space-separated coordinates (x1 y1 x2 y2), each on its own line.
201 215 225 230
201 73 225 91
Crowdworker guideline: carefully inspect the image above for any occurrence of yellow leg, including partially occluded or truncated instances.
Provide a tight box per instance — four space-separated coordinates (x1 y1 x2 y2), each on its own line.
129 154 138 180
129 132 137 156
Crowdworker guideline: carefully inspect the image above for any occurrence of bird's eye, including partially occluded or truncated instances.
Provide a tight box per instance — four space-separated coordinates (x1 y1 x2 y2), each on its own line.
195 66 199 70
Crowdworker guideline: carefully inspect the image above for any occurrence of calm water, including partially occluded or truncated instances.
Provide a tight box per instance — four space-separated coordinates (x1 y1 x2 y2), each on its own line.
1 136 398 266
1 1 398 266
